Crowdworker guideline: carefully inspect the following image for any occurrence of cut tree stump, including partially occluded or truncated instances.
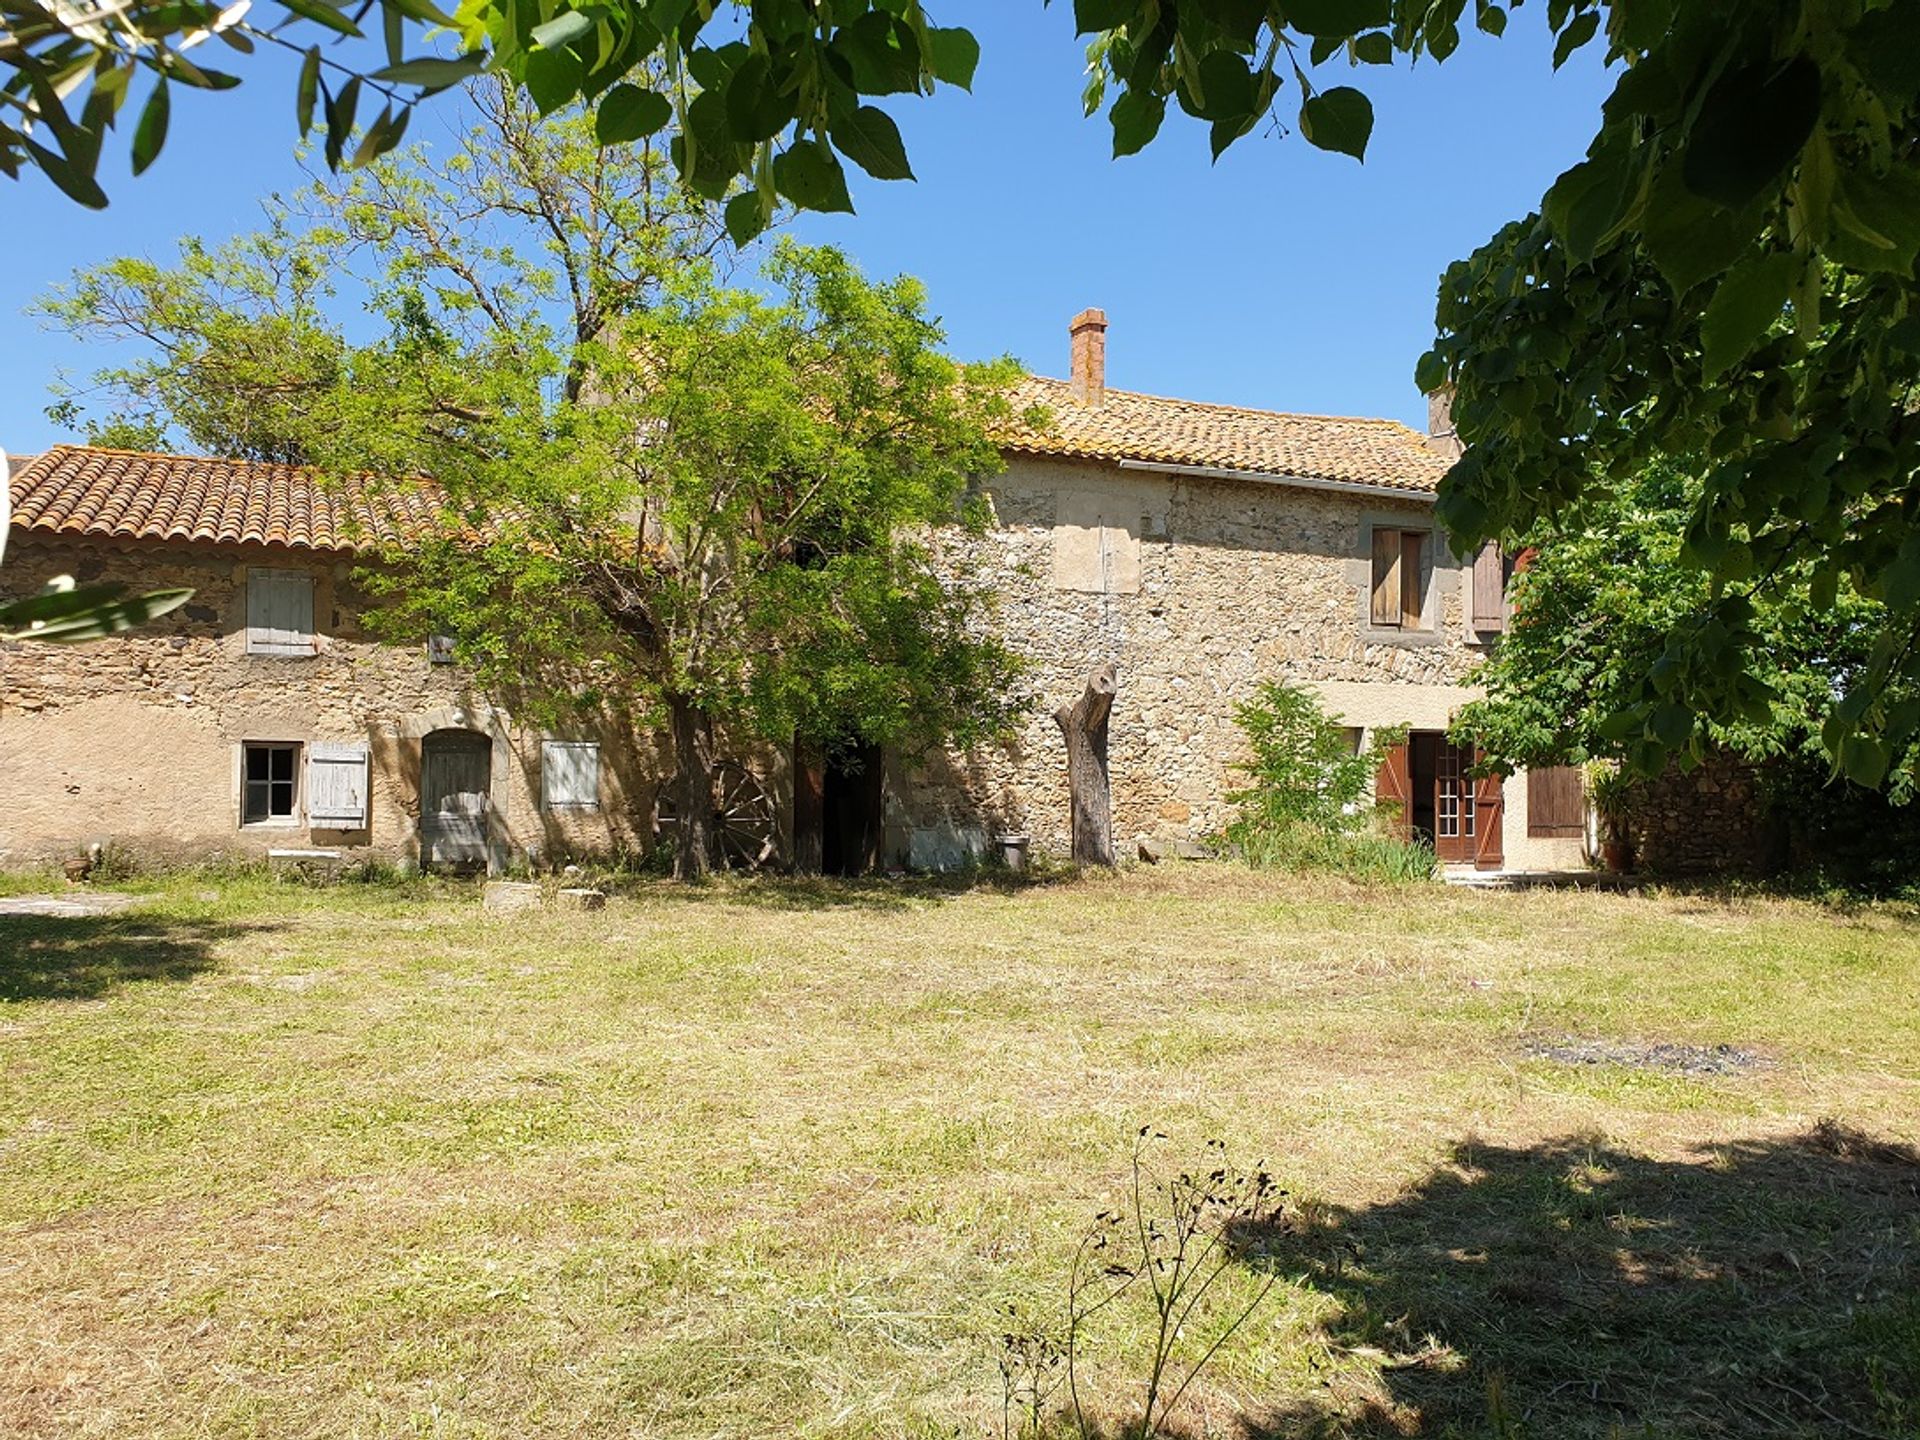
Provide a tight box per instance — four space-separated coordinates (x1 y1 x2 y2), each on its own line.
1055 663 1117 867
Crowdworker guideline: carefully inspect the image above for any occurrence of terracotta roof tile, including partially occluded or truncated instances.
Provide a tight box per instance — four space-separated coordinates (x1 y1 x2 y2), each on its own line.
996 376 1449 494
7 446 451 554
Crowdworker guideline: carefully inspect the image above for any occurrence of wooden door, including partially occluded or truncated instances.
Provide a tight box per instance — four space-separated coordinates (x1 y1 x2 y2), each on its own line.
1432 740 1478 864
1473 768 1505 871
1375 742 1412 840
421 730 492 870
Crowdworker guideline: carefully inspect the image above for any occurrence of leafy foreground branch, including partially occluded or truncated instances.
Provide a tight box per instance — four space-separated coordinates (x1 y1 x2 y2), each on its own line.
994 1130 1288 1440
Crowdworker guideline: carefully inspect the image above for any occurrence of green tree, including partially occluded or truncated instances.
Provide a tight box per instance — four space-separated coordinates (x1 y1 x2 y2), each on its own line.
1454 460 1917 798
44 97 1027 878
17 0 1919 784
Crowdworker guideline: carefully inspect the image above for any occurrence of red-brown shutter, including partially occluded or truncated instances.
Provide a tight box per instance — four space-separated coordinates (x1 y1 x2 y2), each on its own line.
1370 529 1402 626
1375 742 1412 840
1400 531 1425 626
1527 765 1585 837
1472 542 1507 632
1473 762 1505 870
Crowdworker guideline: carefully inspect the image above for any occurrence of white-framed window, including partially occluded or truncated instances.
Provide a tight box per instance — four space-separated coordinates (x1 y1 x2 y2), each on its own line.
1369 527 1429 630
542 740 601 810
245 568 317 656
242 741 301 825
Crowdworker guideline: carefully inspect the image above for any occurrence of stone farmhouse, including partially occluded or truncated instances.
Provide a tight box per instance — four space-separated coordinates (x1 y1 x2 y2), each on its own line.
0 310 1589 876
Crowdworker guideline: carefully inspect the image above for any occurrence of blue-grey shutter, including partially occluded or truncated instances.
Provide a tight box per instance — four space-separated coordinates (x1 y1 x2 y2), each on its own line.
307 742 369 826
542 741 600 809
247 569 315 655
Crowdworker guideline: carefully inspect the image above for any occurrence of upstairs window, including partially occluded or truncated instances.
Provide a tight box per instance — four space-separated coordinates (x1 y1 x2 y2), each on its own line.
1370 528 1427 629
242 742 300 825
542 741 601 810
246 568 316 656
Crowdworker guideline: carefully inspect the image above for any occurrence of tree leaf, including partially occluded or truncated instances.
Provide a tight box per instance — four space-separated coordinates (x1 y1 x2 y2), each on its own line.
1681 55 1821 208
25 136 108 209
278 0 363 39
1298 86 1372 160
372 54 491 88
1699 250 1797 379
1073 0 1134 33
724 190 767 247
524 45 585 115
771 137 854 213
1278 0 1388 39
1109 89 1165 157
1552 9 1598 69
829 104 913 181
296 45 321 136
132 79 170 176
724 54 793 143
925 27 980 89
1542 139 1635 263
595 83 671 144
530 10 594 51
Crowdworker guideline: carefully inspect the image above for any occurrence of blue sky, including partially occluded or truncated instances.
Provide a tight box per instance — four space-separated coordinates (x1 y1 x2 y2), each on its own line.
0 9 1613 454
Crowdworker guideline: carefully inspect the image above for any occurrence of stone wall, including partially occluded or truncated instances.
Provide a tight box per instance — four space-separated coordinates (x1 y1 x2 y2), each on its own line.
0 536 662 869
1618 749 1774 876
891 454 1587 867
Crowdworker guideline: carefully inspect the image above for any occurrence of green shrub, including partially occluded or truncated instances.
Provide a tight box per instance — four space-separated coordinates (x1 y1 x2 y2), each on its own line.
1224 681 1433 883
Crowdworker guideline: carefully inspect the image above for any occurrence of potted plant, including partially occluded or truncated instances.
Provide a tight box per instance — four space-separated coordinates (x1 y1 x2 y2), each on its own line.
1584 761 1635 872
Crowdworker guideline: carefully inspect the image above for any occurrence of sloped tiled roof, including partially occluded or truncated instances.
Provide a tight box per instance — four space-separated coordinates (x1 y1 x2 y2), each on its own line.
998 375 1449 495
7 445 452 554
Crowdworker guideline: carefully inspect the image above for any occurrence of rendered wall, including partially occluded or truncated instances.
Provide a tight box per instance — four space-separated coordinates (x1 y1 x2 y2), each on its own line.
0 536 661 869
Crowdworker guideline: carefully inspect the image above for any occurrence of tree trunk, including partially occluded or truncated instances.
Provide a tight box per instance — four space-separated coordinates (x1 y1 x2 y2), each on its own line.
1055 664 1117 867
666 690 715 881
792 735 825 876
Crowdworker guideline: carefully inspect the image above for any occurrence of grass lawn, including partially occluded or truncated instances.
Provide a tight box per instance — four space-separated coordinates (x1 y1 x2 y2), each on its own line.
1 866 1916 1438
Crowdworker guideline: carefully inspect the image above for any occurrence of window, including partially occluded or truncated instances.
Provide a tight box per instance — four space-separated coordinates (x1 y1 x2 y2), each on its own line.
246 568 316 656
1527 765 1586 838
242 742 300 824
1369 528 1427 629
542 741 601 810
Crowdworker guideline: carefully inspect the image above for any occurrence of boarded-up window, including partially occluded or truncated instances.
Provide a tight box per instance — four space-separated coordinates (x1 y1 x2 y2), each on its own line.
246 568 316 656
1053 491 1142 595
1370 529 1426 628
543 741 600 810
307 742 370 828
242 742 300 824
1527 764 1585 837
1472 542 1508 633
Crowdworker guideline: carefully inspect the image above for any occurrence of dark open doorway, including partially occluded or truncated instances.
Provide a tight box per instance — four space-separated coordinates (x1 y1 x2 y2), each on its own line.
821 742 883 877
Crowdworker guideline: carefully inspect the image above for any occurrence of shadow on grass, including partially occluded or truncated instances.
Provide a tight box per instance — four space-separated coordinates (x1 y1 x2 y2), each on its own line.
0 911 257 1001
602 864 1095 913
1240 1123 1920 1439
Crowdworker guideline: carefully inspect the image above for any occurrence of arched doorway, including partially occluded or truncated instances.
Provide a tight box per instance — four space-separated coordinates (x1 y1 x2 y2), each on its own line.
420 728 493 870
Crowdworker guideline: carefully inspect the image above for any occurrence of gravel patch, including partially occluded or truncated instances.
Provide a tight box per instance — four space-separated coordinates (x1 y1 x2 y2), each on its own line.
1525 1037 1770 1075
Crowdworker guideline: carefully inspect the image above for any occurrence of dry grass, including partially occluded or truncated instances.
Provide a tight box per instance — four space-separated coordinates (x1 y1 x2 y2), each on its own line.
1 865 1916 1438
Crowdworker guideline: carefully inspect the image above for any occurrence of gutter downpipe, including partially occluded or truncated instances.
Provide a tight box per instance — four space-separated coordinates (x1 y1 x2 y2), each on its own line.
1115 457 1437 505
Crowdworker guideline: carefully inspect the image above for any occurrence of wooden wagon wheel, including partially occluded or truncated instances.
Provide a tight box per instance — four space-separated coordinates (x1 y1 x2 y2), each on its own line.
654 760 780 871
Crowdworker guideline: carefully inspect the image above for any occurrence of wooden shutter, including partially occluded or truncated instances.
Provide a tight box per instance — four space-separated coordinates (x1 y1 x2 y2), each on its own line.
1472 542 1507 632
1370 529 1402 626
246 569 315 655
1527 765 1586 837
1473 763 1505 870
1374 741 1412 839
307 742 369 827
542 741 600 809
1401 531 1425 626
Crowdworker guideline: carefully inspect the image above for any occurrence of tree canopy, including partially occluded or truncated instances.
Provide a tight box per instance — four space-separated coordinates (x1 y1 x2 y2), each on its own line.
44 93 1029 876
13 0 1920 787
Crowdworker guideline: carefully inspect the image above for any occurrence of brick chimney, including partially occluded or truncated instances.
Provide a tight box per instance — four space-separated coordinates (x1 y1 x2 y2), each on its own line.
1426 386 1462 459
1068 308 1107 406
